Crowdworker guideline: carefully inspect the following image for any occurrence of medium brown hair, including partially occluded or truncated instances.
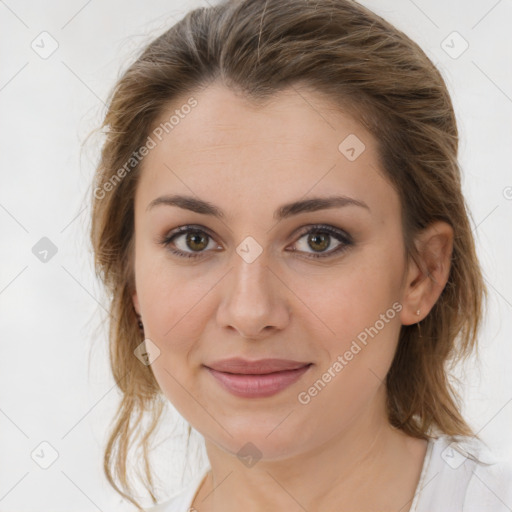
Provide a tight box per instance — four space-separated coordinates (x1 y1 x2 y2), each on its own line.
89 0 487 509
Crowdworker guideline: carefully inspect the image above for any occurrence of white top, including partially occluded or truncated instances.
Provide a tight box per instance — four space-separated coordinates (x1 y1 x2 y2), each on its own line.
146 434 512 511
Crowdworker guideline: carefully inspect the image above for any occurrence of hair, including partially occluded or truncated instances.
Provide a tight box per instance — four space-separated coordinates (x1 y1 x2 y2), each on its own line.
89 0 487 509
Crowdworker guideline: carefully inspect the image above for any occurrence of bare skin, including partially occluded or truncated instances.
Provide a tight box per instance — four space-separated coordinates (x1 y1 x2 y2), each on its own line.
131 82 452 511
192 424 428 511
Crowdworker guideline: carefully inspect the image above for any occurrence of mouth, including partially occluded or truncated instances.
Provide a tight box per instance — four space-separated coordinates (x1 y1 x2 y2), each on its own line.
204 360 313 398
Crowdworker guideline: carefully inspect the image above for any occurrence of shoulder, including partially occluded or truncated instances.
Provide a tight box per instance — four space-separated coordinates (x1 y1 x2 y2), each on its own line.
464 442 512 511
415 433 512 512
144 466 210 512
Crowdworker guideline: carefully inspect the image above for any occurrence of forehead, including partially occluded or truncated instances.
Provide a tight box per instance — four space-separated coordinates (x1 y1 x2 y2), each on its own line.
136 82 397 221
148 83 369 159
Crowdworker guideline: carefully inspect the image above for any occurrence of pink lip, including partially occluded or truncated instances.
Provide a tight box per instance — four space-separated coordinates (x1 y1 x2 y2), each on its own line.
204 358 312 398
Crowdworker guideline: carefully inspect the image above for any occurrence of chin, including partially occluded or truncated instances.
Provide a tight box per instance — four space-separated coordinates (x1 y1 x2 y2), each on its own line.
208 419 313 462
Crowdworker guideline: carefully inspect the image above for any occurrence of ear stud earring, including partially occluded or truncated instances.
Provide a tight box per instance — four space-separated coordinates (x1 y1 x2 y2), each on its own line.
416 309 421 316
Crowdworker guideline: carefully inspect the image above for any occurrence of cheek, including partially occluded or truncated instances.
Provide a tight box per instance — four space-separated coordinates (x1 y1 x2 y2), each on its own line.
135 260 222 409
291 244 404 385
294 260 401 347
140 270 209 415
292 269 402 435
135 248 212 344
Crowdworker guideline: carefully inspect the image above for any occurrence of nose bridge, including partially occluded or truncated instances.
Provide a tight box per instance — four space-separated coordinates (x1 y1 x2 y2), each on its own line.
232 249 270 300
217 245 288 338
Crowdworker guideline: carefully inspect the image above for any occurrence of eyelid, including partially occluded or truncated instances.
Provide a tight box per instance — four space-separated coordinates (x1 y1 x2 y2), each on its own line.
292 224 352 243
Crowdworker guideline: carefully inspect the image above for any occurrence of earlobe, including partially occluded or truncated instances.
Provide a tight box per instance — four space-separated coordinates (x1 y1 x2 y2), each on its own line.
400 221 453 326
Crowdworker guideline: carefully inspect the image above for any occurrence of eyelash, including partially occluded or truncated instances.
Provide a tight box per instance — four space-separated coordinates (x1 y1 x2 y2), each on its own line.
158 224 353 260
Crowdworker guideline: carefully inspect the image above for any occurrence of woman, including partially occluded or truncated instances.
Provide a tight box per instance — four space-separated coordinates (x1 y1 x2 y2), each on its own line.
89 0 512 510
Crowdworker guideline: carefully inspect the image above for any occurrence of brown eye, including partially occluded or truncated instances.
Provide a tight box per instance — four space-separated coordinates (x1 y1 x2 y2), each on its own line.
185 231 209 251
290 225 353 259
159 224 353 261
307 232 331 252
159 225 218 259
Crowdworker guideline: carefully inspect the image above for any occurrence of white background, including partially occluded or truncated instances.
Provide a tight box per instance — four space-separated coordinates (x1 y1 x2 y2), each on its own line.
0 0 511 510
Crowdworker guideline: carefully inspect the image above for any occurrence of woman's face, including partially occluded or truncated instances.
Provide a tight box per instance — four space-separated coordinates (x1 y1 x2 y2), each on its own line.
131 82 414 459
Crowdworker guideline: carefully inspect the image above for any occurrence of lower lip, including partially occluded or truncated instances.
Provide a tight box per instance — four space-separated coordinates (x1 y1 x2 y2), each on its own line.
205 365 312 398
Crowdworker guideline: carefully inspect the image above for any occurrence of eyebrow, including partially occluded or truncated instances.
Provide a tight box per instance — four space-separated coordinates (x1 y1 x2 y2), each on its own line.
146 194 370 221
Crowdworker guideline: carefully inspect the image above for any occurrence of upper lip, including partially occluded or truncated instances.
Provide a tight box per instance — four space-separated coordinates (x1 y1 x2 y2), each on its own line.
205 358 312 375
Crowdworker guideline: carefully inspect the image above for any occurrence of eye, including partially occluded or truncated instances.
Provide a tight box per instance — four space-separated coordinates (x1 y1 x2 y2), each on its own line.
289 224 352 259
158 225 219 259
158 224 353 260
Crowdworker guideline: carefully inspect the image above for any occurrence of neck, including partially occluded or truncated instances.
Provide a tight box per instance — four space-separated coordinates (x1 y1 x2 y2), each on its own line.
192 385 428 512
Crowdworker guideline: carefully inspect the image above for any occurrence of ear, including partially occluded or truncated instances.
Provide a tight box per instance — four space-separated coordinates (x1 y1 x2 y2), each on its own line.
400 220 453 326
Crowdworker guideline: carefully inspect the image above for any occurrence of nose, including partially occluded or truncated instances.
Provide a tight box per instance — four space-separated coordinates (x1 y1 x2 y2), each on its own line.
216 253 290 340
